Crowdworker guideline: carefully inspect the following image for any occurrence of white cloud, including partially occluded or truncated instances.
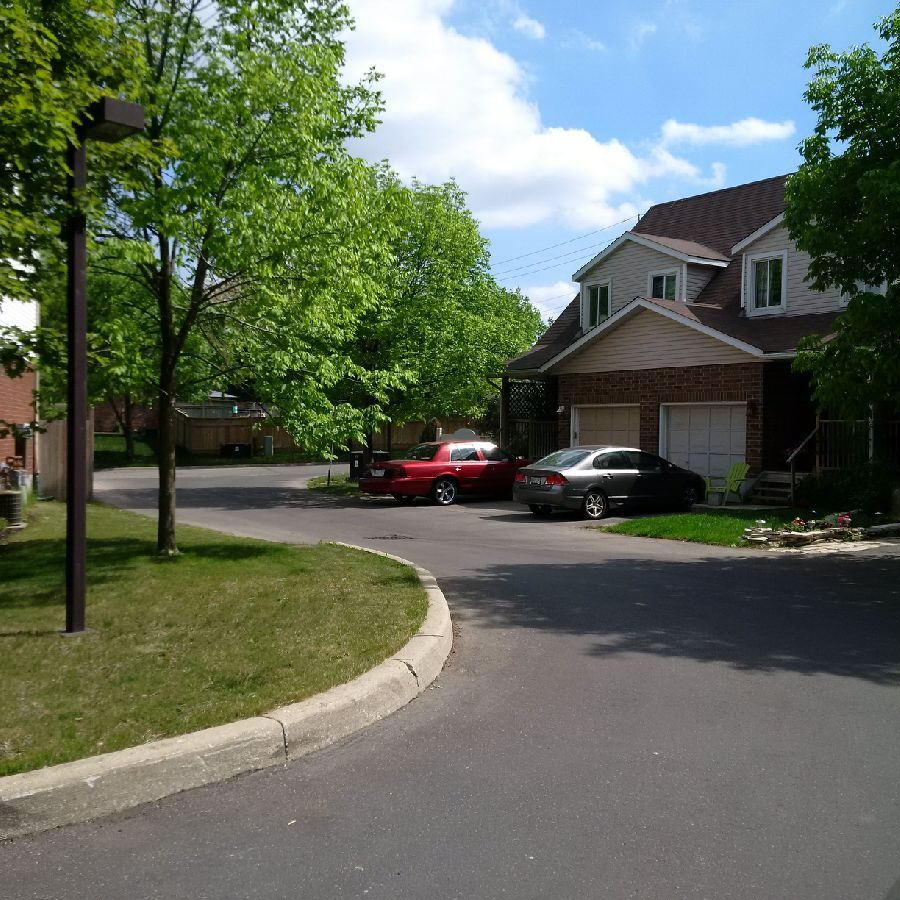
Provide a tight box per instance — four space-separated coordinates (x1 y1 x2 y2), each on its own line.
629 20 658 51
343 0 719 230
661 117 796 148
561 29 606 52
512 14 544 39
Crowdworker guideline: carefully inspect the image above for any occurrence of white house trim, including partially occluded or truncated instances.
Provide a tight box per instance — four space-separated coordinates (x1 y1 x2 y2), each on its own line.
572 232 729 281
731 212 785 254
538 297 766 373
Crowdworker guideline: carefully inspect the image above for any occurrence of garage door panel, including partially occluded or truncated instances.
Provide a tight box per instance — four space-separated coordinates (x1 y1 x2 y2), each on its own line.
575 406 640 447
663 404 747 477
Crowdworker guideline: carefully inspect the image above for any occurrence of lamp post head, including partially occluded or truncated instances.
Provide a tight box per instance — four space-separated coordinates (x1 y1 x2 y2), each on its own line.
82 97 144 143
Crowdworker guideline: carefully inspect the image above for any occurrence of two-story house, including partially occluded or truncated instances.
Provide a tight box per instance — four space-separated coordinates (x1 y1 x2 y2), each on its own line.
503 174 850 483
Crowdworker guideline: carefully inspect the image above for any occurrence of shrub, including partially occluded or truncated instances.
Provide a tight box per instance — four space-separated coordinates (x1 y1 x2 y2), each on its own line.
796 462 900 512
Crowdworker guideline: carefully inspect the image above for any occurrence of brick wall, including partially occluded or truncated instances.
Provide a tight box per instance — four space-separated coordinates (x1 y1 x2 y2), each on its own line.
0 365 36 470
92 400 158 434
558 362 766 471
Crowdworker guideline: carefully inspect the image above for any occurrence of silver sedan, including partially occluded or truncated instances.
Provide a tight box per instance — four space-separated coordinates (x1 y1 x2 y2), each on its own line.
512 445 707 520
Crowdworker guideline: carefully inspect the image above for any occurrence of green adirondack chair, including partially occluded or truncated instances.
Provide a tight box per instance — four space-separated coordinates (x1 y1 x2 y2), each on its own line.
705 462 750 506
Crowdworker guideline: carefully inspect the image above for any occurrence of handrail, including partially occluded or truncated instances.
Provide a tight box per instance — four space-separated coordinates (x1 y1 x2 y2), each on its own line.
786 426 818 465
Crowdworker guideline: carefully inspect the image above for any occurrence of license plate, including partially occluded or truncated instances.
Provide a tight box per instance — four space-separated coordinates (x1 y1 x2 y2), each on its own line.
529 476 545 485
371 469 385 477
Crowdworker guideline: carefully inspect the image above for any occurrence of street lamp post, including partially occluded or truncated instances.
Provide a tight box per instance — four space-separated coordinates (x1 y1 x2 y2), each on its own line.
65 97 144 635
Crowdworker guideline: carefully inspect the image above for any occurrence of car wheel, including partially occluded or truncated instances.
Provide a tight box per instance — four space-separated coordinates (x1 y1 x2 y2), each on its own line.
393 494 415 505
681 484 698 511
582 489 609 520
431 477 458 506
529 504 552 516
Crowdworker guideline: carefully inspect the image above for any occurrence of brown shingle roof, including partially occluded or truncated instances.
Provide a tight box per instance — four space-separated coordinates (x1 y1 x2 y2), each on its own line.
506 296 581 372
635 234 729 262
633 174 787 257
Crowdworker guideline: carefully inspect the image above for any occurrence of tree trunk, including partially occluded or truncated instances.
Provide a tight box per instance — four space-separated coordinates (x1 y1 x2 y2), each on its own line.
157 373 178 555
123 395 134 462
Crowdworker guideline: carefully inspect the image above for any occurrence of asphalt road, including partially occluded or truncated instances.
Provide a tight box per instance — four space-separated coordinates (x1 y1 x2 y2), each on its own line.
4 464 900 900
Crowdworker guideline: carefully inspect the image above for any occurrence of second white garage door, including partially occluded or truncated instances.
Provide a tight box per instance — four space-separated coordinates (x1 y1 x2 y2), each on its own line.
573 405 640 447
662 404 746 477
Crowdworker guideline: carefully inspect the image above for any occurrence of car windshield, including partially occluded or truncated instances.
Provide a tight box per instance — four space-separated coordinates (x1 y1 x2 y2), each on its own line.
405 443 439 460
534 449 592 468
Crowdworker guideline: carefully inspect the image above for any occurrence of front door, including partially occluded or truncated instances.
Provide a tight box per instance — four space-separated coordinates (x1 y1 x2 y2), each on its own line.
593 449 639 503
449 445 488 492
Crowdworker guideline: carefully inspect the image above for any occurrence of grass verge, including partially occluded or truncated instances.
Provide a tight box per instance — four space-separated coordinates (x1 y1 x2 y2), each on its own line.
598 507 892 547
0 502 426 777
307 473 360 497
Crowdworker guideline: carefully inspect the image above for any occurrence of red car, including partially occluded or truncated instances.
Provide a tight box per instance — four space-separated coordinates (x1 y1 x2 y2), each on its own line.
359 441 529 506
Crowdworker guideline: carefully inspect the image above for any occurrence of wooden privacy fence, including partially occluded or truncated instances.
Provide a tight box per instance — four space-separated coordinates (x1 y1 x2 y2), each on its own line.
174 412 299 455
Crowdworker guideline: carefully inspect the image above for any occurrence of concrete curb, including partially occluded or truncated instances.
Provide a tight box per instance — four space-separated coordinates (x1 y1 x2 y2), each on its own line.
0 545 451 840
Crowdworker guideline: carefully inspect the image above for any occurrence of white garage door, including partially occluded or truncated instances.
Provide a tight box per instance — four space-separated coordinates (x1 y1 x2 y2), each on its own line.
663 404 746 477
573 405 640 447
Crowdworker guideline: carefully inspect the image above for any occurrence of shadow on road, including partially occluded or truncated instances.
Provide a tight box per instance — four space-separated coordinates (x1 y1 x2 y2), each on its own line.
440 551 900 685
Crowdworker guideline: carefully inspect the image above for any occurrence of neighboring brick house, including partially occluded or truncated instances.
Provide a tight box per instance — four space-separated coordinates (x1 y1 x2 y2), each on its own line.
503 174 852 479
0 364 36 471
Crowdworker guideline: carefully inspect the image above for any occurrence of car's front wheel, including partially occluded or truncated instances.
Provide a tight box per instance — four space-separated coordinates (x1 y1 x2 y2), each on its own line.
431 477 458 506
681 484 699 511
582 489 609 520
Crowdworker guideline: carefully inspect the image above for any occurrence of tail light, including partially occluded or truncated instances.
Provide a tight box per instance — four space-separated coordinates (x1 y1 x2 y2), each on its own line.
514 471 526 483
545 473 568 486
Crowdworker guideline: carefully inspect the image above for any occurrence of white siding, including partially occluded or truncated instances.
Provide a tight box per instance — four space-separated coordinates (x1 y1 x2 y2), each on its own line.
686 264 714 301
553 310 755 374
580 241 683 319
741 224 842 317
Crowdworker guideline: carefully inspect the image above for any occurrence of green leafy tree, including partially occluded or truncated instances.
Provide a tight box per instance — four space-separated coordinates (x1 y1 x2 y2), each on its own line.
785 8 900 416
0 0 139 304
353 178 543 427
101 0 402 554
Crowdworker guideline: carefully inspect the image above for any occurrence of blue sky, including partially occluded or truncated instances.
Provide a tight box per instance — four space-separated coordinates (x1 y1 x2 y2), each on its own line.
344 0 891 321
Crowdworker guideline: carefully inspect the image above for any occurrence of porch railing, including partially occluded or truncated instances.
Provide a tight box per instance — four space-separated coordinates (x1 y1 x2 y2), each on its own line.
816 419 870 472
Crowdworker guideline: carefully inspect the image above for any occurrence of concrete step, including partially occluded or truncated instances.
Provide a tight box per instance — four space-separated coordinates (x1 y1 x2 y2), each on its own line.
747 471 808 505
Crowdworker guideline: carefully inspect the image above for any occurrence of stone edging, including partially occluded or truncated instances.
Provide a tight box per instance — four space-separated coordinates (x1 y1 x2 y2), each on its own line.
0 544 451 840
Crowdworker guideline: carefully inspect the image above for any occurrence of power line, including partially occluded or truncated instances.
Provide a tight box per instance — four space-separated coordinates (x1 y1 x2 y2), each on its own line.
496 244 607 282
490 214 638 266
493 240 608 278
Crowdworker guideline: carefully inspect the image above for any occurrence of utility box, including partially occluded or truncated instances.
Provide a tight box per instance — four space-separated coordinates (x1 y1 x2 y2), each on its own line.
263 435 274 457
349 451 364 481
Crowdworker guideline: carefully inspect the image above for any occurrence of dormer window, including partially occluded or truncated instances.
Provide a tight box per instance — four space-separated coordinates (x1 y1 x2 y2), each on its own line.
749 251 787 312
649 270 678 300
586 280 610 328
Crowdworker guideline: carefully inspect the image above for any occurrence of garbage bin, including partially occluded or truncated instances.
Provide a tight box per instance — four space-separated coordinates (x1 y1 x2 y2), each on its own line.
372 450 389 465
349 451 364 481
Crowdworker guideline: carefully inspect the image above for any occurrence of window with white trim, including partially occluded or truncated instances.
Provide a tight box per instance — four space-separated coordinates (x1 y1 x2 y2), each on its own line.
649 270 678 300
750 253 786 311
585 280 610 328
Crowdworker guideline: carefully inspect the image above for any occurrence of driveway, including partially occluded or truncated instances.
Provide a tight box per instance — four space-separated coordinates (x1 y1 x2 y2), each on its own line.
5 464 900 900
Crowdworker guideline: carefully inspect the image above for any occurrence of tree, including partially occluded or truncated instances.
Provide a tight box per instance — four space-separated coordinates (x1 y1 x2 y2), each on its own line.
785 8 900 416
351 178 543 426
0 0 139 305
100 0 402 554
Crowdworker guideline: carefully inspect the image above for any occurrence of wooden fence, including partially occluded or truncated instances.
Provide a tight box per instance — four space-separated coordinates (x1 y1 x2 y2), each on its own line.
174 412 299 455
38 415 93 501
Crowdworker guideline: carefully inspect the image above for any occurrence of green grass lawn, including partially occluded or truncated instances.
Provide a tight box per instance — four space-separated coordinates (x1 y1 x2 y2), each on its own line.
307 472 361 497
93 433 321 470
0 502 426 776
598 506 890 547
